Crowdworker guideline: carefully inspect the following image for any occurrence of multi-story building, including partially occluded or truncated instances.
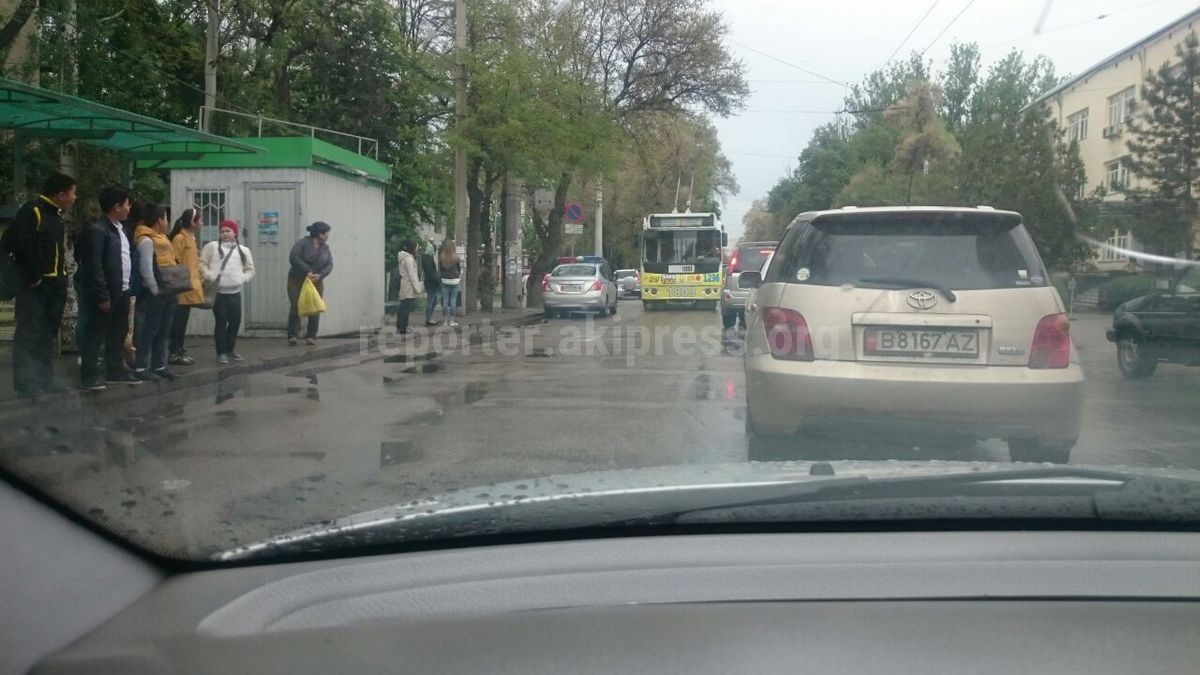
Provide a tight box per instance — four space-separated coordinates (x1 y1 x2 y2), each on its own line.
1033 8 1200 271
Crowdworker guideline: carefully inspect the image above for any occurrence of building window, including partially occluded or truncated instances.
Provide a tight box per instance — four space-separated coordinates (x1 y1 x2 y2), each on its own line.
1102 230 1130 262
1074 179 1087 201
190 189 227 248
1107 86 1136 128
1105 158 1131 192
1067 108 1089 142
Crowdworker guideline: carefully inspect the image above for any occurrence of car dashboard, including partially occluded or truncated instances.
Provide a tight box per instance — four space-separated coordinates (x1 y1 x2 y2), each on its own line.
3 480 1199 675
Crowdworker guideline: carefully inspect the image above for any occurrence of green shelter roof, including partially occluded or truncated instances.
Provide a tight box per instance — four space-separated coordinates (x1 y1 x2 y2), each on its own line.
147 136 391 183
0 76 262 158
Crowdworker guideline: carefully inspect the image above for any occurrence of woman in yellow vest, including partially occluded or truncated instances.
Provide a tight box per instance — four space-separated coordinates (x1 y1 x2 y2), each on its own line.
168 207 205 365
133 203 180 381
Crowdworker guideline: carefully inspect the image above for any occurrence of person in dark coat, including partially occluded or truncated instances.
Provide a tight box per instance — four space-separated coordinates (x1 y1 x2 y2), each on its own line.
421 242 442 326
6 173 76 397
73 186 142 390
286 221 333 345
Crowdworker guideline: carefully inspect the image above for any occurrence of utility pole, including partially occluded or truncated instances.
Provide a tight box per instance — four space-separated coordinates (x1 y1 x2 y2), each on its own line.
203 0 219 132
453 0 468 314
58 0 77 178
503 174 523 308
594 179 603 257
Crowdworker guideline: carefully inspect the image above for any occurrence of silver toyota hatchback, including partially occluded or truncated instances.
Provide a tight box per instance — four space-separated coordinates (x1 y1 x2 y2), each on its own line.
740 207 1084 464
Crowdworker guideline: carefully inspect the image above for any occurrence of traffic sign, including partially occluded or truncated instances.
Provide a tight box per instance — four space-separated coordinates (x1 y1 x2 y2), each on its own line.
565 222 584 235
564 201 584 223
534 189 554 212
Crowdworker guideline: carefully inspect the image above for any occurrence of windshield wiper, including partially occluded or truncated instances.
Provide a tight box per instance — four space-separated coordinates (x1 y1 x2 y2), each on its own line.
674 466 1200 524
857 277 958 302
217 465 1200 562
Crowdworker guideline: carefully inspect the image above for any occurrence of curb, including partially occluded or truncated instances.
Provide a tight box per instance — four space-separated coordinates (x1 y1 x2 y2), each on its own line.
0 312 543 417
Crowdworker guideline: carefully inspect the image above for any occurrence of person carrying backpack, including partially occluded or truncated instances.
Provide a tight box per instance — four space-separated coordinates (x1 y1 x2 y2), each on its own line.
3 173 77 398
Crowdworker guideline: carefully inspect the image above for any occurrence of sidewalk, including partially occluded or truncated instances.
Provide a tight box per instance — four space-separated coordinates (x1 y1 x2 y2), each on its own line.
0 308 542 410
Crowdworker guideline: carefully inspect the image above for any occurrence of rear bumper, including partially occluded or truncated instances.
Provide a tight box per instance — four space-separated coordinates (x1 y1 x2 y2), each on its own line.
745 356 1084 445
544 291 605 310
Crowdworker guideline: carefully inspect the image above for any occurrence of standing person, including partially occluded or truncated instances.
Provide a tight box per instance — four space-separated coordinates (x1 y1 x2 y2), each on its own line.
120 215 140 372
167 207 204 365
73 186 142 390
395 240 420 334
132 204 180 381
6 173 76 398
421 241 441 326
438 240 461 327
199 220 255 365
287 221 332 346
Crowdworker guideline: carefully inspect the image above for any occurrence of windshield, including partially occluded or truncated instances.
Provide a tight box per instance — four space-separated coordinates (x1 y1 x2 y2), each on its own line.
553 264 597 277
2 1 1200 564
643 230 724 265
768 214 1048 290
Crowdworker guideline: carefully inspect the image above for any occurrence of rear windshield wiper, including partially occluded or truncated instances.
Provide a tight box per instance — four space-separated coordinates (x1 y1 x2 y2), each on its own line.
857 277 958 302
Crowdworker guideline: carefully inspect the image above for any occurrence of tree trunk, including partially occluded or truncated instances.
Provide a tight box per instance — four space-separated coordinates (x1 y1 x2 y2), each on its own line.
478 171 499 312
464 157 485 313
525 172 571 309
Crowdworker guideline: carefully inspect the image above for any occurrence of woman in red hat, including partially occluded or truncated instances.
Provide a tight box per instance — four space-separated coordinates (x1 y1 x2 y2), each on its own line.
199 219 255 364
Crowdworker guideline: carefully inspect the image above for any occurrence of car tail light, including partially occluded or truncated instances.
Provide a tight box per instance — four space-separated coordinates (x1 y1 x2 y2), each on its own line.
635 271 640 281
728 251 740 273
762 307 814 361
591 279 603 291
1029 313 1071 369
542 275 550 292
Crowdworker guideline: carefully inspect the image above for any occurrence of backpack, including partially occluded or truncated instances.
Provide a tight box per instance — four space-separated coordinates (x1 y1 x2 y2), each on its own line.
0 205 38 301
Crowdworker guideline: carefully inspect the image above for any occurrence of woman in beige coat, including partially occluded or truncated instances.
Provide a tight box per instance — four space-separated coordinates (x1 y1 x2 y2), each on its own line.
395 239 421 334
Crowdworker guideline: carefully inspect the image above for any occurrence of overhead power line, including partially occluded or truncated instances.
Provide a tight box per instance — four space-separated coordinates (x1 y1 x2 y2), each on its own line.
919 0 978 56
730 40 853 89
883 0 941 66
982 0 1177 51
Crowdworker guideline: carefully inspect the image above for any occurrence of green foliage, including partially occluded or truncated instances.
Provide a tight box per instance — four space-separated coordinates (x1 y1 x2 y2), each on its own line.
763 43 1092 272
1100 274 1158 308
1127 32 1200 255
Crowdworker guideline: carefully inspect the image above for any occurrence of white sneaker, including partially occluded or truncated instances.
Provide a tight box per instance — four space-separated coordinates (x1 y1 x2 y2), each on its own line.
447 320 459 327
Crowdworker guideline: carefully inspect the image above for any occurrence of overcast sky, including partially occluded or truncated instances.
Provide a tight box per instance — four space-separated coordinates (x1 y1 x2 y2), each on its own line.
709 0 1200 241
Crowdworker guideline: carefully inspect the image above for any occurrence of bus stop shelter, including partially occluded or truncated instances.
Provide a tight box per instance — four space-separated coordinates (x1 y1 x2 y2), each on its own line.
0 75 261 198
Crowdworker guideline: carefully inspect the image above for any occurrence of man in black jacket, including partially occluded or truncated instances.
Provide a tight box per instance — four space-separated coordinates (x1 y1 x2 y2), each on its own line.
7 173 76 398
74 186 141 390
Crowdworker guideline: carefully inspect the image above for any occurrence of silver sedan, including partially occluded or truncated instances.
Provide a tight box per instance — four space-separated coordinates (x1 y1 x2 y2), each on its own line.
542 263 619 317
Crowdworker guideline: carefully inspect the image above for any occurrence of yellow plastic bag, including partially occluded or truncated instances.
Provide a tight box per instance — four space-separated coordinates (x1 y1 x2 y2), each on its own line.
297 278 327 317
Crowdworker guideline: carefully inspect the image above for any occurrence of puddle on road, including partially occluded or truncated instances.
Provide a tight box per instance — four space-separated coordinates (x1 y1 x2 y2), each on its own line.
380 440 423 466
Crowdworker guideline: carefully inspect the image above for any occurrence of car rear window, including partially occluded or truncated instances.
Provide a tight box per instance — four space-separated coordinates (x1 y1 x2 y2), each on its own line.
616 270 637 278
766 213 1048 290
554 264 597 277
737 246 774 272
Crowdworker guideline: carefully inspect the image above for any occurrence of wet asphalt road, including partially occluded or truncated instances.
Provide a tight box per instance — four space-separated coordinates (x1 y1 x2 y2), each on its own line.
2 300 1198 558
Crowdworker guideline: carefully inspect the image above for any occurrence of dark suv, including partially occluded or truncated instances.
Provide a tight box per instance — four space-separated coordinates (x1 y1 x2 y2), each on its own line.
1106 264 1200 378
720 241 776 328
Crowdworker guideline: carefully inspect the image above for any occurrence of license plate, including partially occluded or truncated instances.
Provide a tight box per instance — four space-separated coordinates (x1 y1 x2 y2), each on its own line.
668 265 695 274
668 287 697 297
560 285 582 292
864 328 979 358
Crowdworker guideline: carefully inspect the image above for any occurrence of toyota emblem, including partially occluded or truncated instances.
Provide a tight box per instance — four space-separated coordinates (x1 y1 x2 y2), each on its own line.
907 290 938 310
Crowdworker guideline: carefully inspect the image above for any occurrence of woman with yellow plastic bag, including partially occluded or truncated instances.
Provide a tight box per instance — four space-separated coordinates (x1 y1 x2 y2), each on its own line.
287 222 332 346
